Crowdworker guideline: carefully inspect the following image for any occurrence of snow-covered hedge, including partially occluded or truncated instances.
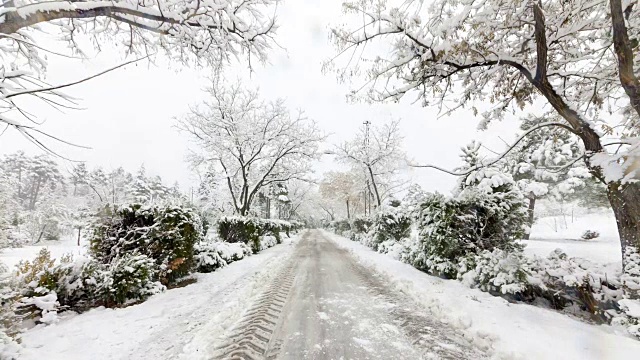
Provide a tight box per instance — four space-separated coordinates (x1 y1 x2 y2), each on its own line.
328 219 351 235
367 204 411 251
402 189 526 278
100 254 165 306
194 241 252 273
90 204 203 285
217 216 301 253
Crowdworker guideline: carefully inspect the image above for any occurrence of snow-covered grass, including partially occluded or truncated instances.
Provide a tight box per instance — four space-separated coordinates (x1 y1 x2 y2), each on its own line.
12 235 300 360
325 230 640 360
524 209 621 270
1 241 87 269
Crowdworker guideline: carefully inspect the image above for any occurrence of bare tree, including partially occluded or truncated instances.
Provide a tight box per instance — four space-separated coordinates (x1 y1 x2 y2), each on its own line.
284 179 315 219
0 0 279 152
319 170 364 219
333 119 405 208
328 0 640 279
177 80 324 216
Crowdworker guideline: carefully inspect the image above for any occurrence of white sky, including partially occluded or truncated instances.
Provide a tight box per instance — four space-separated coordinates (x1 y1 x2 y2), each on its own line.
0 0 521 195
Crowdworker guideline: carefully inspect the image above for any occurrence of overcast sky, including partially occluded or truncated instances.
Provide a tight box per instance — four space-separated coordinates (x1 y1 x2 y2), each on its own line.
0 0 521 195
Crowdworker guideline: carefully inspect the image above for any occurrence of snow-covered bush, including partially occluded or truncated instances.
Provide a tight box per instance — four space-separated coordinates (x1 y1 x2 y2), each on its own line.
329 219 351 236
217 216 296 253
99 253 164 306
460 248 529 295
90 203 202 285
11 248 60 321
617 299 640 338
0 261 21 353
259 235 279 251
350 217 372 234
409 189 526 278
368 202 411 251
194 241 252 273
16 249 164 311
581 230 600 240
43 254 101 311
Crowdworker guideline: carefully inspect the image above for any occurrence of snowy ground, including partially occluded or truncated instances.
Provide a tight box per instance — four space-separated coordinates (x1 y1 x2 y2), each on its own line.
325 230 640 360
13 236 299 360
1 241 87 269
524 209 621 271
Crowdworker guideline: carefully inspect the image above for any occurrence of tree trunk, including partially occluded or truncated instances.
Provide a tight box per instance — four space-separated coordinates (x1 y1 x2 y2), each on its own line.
523 194 536 240
77 228 81 246
29 178 41 210
607 181 640 256
366 165 382 207
346 199 350 219
35 224 47 244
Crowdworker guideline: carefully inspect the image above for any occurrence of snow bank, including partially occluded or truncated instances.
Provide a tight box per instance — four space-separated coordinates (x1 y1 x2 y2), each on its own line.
14 236 300 360
325 230 640 360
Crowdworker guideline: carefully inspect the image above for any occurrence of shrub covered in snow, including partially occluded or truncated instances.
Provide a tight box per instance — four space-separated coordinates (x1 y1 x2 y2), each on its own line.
617 299 640 337
194 240 252 273
350 216 373 235
11 249 165 317
460 248 529 295
217 216 298 253
329 219 351 236
90 204 203 285
10 248 62 322
0 261 21 350
581 230 600 240
407 188 526 277
367 203 411 251
99 253 165 306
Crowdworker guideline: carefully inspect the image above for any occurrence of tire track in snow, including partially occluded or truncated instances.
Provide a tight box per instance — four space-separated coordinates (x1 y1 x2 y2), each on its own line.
212 259 298 359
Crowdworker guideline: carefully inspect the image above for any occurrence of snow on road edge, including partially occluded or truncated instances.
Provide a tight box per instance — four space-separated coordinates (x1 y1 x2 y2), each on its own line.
16 235 301 360
324 230 640 360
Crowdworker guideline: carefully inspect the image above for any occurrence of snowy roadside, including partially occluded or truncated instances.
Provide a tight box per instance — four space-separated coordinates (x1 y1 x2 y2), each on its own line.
324 230 640 360
14 235 300 360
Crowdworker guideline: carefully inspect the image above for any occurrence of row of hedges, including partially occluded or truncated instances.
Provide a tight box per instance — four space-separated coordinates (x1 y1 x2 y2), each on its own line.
328 184 640 338
1 204 304 347
217 216 303 253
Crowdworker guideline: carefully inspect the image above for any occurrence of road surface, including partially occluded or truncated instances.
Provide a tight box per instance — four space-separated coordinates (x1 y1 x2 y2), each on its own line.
215 230 486 360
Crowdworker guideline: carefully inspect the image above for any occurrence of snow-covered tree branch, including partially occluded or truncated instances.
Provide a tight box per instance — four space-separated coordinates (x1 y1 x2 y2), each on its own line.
0 0 279 152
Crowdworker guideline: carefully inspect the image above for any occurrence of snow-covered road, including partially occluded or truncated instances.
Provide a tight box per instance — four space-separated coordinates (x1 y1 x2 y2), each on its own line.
215 230 484 359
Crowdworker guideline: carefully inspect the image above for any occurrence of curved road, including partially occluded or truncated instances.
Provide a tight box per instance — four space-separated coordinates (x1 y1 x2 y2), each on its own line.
215 230 486 360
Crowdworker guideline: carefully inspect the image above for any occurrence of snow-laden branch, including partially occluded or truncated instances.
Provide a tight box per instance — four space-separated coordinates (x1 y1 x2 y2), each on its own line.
0 0 280 154
409 122 575 176
4 55 149 99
